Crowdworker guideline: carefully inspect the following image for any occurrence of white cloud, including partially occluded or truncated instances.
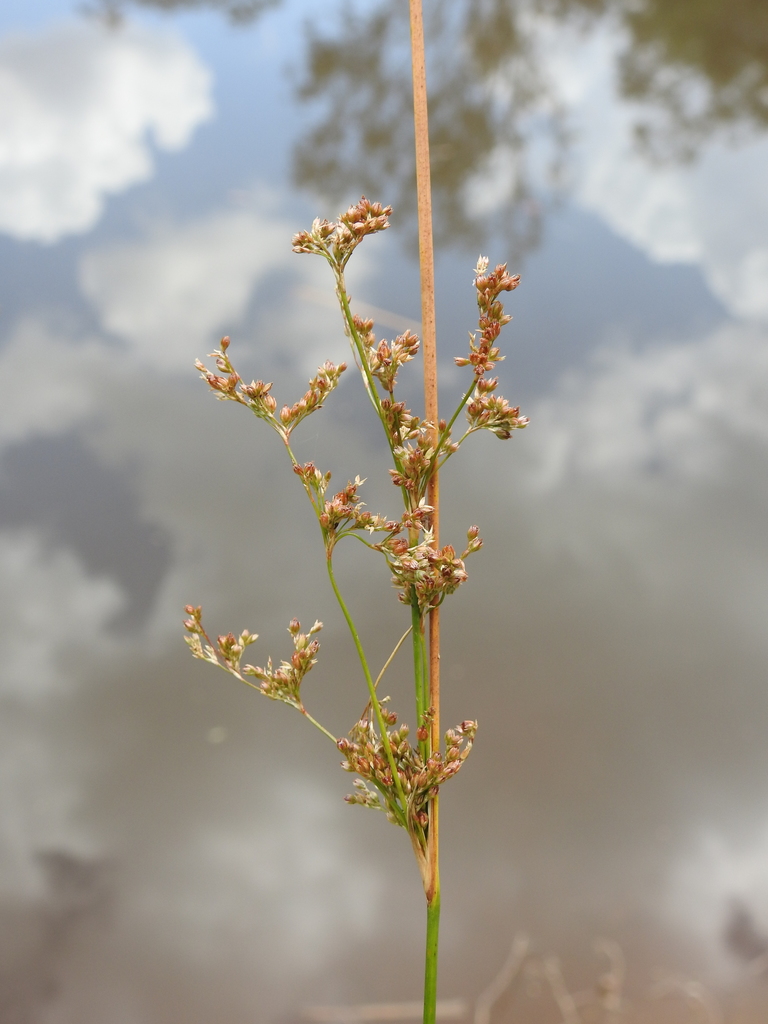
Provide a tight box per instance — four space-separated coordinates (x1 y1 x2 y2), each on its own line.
565 28 768 321
173 782 382 965
0 19 213 243
528 322 768 491
0 320 114 444
79 203 291 369
0 528 124 699
500 319 768 650
80 198 371 372
471 12 768 322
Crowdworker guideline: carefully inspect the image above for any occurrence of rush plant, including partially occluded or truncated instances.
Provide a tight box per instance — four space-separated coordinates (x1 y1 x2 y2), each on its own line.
184 6 527 1024
184 200 526 1019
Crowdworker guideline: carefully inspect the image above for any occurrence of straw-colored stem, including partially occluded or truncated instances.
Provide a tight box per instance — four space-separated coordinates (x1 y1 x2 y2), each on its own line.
408 1 441 1022
408 0 439 839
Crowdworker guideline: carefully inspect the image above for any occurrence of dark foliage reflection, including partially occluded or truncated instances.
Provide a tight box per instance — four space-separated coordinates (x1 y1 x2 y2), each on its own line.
85 0 278 25
82 0 768 247
617 0 768 160
295 0 564 252
294 0 768 248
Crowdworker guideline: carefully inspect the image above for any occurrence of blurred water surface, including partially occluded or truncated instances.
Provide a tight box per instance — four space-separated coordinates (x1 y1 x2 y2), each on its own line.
2 0 768 1020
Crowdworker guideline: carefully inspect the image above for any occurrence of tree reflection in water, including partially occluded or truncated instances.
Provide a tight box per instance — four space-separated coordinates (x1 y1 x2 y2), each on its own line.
88 0 768 244
85 0 278 25
619 0 768 159
295 0 768 249
294 0 564 253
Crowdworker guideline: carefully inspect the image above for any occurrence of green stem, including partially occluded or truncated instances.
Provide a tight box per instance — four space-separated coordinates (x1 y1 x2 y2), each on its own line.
282 438 324 523
299 708 339 744
375 626 413 693
334 276 413 509
325 554 409 826
442 379 477 441
360 624 414 722
219 666 338 745
412 600 425 716
411 601 428 761
336 530 382 551
431 379 477 476
421 624 429 712
337 279 384 416
424 885 441 1024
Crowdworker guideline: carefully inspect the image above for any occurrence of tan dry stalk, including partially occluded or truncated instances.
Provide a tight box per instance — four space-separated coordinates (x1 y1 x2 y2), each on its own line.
408 0 440 903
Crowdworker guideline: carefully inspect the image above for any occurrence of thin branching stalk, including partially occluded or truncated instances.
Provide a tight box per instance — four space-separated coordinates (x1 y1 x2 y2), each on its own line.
326 554 409 827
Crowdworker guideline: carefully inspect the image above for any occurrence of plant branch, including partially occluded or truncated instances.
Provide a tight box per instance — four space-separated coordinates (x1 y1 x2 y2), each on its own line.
445 380 477 436
376 625 414 691
325 553 409 825
299 708 340 744
334 279 413 511
360 624 414 721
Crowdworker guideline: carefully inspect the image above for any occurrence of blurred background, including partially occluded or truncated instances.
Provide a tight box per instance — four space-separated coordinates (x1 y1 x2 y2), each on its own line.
1 0 768 1020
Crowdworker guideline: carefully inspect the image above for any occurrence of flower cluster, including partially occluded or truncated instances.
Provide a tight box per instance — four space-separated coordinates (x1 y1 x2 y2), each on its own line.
244 618 323 709
292 461 332 503
319 476 395 551
195 337 346 439
466 379 529 439
186 200 528 853
456 257 520 378
292 197 392 269
184 607 323 713
379 526 482 613
278 361 347 432
448 257 529 442
184 604 259 675
339 713 478 835
390 431 437 499
379 396 422 444
366 327 421 394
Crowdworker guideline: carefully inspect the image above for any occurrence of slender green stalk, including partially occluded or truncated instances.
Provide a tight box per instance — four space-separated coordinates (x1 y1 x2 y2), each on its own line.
360 625 414 723
202 629 338 745
325 554 409 826
333 277 417 514
411 603 429 761
412 601 426 718
437 379 477 458
424 885 441 1024
337 281 387 424
375 626 413 692
299 708 339 744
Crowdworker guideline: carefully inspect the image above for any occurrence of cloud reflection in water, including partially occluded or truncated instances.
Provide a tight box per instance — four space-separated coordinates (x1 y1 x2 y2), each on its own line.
0 19 212 242
2 0 768 1019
